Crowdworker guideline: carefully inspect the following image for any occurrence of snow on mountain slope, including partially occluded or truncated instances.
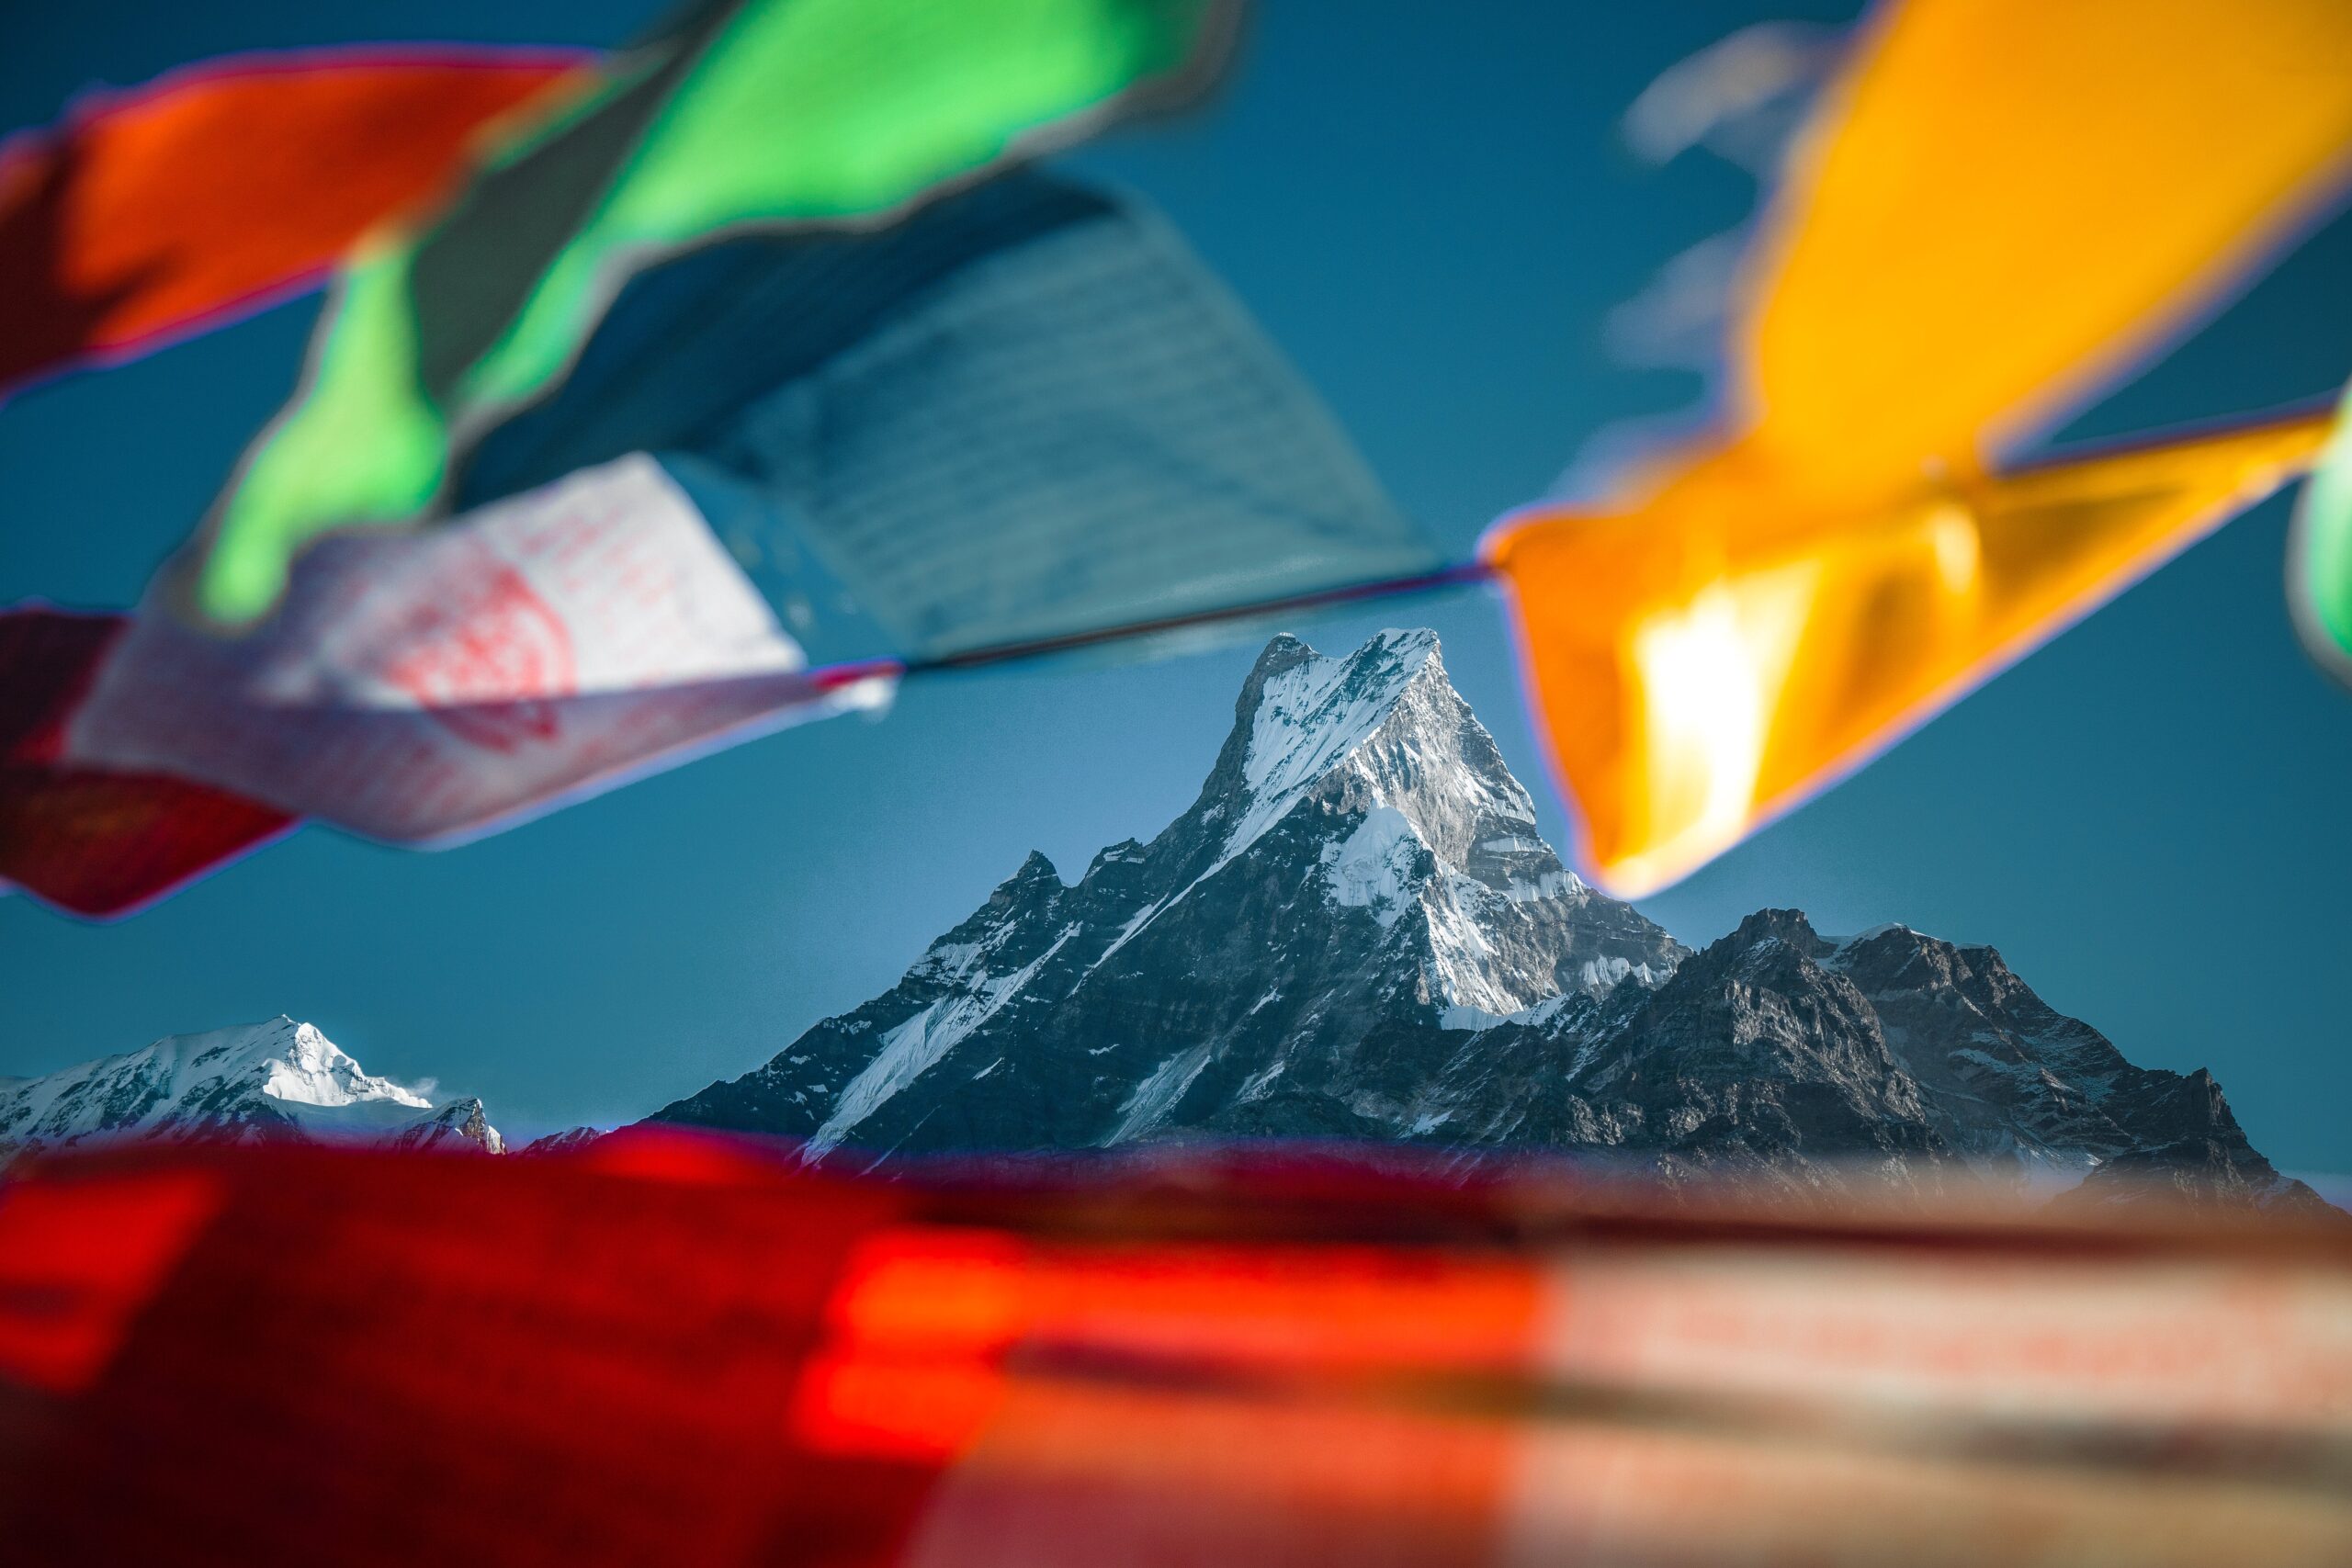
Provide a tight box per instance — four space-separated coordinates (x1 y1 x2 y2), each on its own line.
0 1016 503 1156
651 627 2324 1213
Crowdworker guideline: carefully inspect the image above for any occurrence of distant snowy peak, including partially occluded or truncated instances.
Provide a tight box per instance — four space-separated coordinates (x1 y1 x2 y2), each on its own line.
0 1017 501 1156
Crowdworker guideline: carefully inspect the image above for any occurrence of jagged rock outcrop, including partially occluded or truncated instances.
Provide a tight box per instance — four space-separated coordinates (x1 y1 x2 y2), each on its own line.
655 629 1683 1154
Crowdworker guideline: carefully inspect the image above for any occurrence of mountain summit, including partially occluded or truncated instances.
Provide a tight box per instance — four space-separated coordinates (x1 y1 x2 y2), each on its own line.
0 1017 503 1157
655 629 2323 1211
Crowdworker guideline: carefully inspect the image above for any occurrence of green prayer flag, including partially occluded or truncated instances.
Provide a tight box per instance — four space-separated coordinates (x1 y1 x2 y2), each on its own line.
188 0 1238 624
2290 387 2352 692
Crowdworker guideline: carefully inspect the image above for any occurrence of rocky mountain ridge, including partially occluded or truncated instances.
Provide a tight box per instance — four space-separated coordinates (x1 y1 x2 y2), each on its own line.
651 629 2325 1213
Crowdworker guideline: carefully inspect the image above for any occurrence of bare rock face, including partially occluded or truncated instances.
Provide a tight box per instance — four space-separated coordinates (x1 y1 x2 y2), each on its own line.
651 630 2326 1213
1497 909 2328 1213
390 1098 506 1156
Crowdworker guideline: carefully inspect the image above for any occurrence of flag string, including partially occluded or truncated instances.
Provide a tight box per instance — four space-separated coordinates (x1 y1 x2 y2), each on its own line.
809 559 1500 689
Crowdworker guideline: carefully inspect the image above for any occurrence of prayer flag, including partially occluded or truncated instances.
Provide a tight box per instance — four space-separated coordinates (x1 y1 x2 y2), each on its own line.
0 47 584 398
2288 388 2352 690
458 171 1433 661
1 1136 2346 1564
19 457 889 866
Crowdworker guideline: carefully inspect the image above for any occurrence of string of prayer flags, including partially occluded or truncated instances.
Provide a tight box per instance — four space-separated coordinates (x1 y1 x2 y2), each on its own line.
0 609 292 917
0 164 1432 917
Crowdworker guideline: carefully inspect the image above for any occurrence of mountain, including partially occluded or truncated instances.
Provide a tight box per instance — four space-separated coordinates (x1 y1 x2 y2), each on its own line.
654 627 1682 1156
0 1016 503 1157
1435 906 2322 1209
653 628 2324 1213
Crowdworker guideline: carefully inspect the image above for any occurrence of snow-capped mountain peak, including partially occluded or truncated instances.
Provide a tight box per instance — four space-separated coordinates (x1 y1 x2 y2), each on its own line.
1204 629 1544 880
1220 629 1446 852
257 1019 433 1113
0 1017 502 1156
658 628 1687 1153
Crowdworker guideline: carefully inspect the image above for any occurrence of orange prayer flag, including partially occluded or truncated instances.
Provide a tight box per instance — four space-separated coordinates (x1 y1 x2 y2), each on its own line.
1494 411 2333 896
1733 0 2352 502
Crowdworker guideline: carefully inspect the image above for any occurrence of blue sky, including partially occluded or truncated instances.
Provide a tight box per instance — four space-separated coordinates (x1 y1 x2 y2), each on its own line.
5 1 2348 1169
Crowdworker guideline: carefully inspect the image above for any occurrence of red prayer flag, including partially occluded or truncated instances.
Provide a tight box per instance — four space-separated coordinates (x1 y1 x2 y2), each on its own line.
0 608 291 917
1 1135 2346 1565
0 46 586 398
